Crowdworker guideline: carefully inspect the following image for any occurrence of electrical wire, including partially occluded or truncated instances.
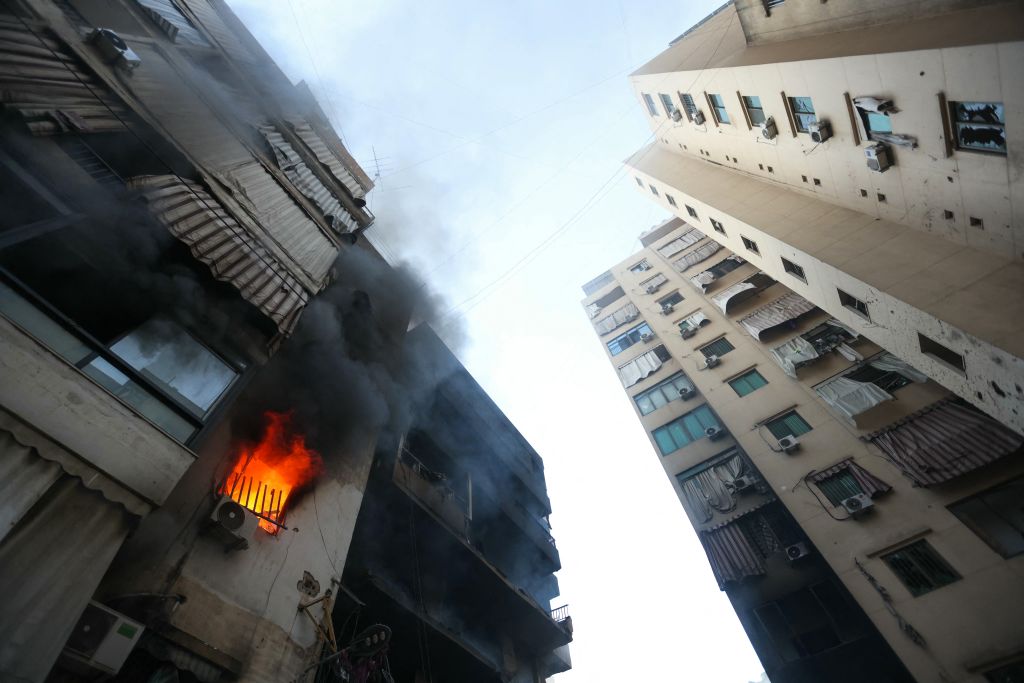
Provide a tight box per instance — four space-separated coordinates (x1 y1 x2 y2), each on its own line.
288 0 347 145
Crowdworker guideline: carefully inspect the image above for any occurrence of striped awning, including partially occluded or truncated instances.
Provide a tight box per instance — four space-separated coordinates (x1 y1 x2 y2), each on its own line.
0 18 130 135
657 228 703 258
287 118 367 199
809 458 891 499
130 175 309 334
865 398 1023 486
700 523 765 588
739 291 817 339
673 241 722 272
594 302 639 335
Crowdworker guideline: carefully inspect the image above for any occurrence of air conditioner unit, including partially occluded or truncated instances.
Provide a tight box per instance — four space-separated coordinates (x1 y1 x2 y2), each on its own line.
89 29 141 70
671 109 683 122
841 493 875 517
732 476 755 493
640 332 655 343
209 496 259 548
704 354 721 368
809 120 832 143
865 143 892 173
762 117 778 139
777 435 800 453
693 110 706 125
661 303 675 315
678 386 696 400
705 425 725 440
645 285 659 295
680 327 697 339
63 602 144 675
785 542 812 562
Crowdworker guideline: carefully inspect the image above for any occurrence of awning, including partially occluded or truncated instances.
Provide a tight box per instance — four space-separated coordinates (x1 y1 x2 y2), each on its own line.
809 458 891 499
0 18 130 135
771 336 819 378
711 281 755 313
657 228 702 258
738 292 817 339
680 453 750 523
700 524 765 588
287 118 367 199
130 175 309 334
258 123 358 234
673 241 722 272
678 310 709 332
690 255 745 292
641 272 668 293
617 349 663 388
585 302 601 319
865 398 1024 486
816 376 892 420
594 302 640 335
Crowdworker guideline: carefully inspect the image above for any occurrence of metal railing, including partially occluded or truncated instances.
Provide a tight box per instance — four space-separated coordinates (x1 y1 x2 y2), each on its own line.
550 604 570 623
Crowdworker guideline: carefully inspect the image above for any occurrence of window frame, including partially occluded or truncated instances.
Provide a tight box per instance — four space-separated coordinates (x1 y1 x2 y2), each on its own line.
949 475 1024 559
708 93 731 124
607 321 654 356
658 291 684 309
679 92 699 121
666 194 678 207
685 205 699 220
649 184 659 197
781 257 806 282
742 95 767 126
658 93 678 118
629 259 652 274
949 101 1006 155
642 93 658 117
880 539 961 597
709 218 726 235
765 410 812 440
741 235 760 255
652 403 721 455
729 368 768 397
633 372 695 416
788 96 817 134
699 336 734 359
837 288 870 320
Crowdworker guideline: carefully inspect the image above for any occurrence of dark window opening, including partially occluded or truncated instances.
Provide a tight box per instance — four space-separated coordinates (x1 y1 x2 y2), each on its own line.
970 216 984 228
781 257 805 281
837 289 869 319
765 411 812 440
649 184 659 197
949 475 1024 558
845 362 913 393
658 291 684 308
741 236 760 255
881 539 961 597
950 101 1005 154
699 337 734 358
917 333 965 373
710 218 726 234
685 205 699 219
667 194 678 207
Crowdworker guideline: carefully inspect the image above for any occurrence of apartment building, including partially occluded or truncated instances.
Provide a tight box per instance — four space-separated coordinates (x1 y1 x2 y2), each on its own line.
338 325 572 683
582 216 1023 683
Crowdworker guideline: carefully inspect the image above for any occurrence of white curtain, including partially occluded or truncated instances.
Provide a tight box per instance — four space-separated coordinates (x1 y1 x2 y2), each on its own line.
870 353 927 382
618 350 663 387
771 336 820 378
816 376 893 420
594 302 639 335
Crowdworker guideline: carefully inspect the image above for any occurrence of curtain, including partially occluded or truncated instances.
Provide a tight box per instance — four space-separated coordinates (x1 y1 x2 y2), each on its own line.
770 336 819 378
680 455 748 523
594 303 640 335
816 376 893 420
701 524 766 588
617 350 663 387
809 459 892 499
870 353 927 383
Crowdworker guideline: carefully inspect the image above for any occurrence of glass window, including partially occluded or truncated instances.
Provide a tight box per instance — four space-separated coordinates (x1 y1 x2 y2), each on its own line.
629 259 651 273
743 95 766 126
729 369 767 397
700 337 734 358
634 372 695 416
881 540 961 597
658 291 684 308
659 93 677 117
788 96 816 133
765 411 811 440
949 476 1024 558
709 93 730 124
667 194 678 207
950 101 1006 154
815 470 863 505
710 218 726 234
652 404 719 455
679 92 699 119
607 322 653 356
642 93 658 117
864 112 893 134
107 319 238 416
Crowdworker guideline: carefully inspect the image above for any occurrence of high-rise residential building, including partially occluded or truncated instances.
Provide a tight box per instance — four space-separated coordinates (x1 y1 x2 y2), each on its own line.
582 3 1024 681
0 1 571 682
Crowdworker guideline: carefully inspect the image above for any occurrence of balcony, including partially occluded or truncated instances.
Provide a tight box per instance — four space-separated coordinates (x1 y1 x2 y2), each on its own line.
393 448 471 540
501 498 560 569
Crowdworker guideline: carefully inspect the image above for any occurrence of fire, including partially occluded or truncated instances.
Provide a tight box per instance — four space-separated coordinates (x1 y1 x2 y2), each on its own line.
222 411 323 533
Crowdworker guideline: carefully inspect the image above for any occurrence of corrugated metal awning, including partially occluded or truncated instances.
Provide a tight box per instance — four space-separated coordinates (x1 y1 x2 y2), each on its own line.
131 175 309 334
288 118 367 199
711 272 774 313
673 241 722 272
178 0 255 63
865 398 1024 486
135 0 211 46
657 228 702 258
594 302 639 335
0 18 130 135
690 254 745 292
738 291 817 339
808 458 891 498
257 123 358 234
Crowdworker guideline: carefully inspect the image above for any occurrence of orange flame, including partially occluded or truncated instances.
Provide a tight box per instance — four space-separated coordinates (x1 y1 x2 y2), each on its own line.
221 411 323 533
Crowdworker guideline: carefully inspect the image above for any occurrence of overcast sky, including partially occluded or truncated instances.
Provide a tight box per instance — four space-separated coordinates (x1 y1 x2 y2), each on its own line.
227 1 764 680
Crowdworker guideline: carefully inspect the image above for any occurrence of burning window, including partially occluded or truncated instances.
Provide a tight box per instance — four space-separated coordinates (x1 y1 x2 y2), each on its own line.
221 411 323 533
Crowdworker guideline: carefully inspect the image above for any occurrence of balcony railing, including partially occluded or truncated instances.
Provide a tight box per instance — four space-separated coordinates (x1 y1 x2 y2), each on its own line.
395 447 471 538
550 604 572 632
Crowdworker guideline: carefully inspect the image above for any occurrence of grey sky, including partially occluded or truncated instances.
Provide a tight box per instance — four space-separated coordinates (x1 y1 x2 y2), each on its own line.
227 1 764 680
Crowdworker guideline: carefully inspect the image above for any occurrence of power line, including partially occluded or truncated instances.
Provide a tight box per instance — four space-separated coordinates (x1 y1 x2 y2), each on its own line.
288 0 348 145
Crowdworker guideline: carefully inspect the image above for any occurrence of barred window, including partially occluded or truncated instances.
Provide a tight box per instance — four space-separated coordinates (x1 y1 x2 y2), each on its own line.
765 411 811 440
699 337 734 358
881 540 961 597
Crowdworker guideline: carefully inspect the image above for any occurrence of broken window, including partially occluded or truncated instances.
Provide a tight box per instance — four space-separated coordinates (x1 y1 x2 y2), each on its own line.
788 96 816 133
950 101 1006 155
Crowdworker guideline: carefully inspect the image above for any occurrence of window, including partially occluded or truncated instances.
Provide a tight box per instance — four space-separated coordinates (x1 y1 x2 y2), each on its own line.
652 404 720 455
950 101 1006 154
667 194 678 207
659 93 677 118
881 540 961 597
629 259 651 274
679 92 698 120
814 470 864 506
699 337 734 358
685 205 699 219
742 95 766 126
837 288 869 319
607 322 654 356
710 218 726 235
765 411 811 440
741 236 760 255
844 362 913 393
751 582 861 665
918 333 965 372
729 369 768 397
642 93 658 117
640 273 667 293
985 659 1024 683
781 257 805 281
635 177 643 187
649 184 659 197
634 372 695 416
658 291 684 308
863 111 893 134
949 476 1024 558
788 96 816 133
970 216 984 228
708 93 730 124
